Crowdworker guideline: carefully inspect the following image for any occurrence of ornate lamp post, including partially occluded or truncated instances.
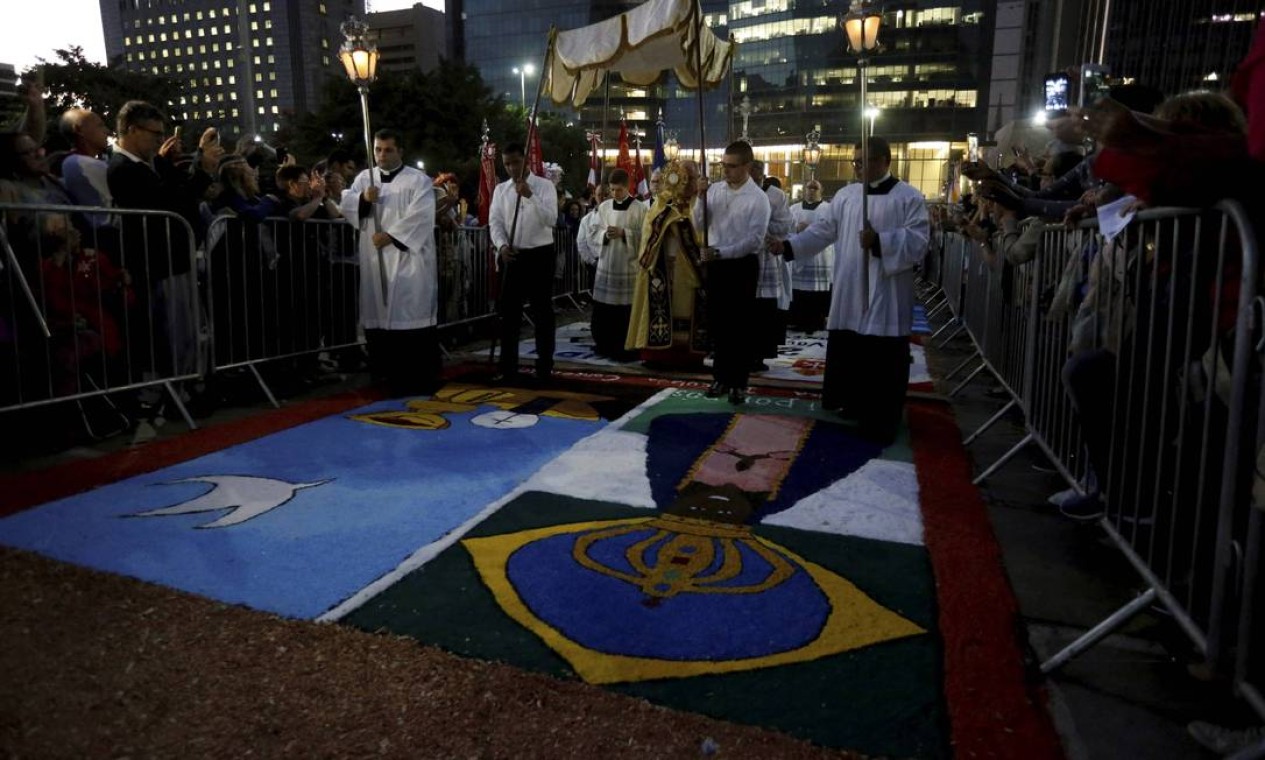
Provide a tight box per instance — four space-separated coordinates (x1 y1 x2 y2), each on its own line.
802 125 822 181
841 0 881 312
339 18 388 306
865 106 880 137
737 94 753 142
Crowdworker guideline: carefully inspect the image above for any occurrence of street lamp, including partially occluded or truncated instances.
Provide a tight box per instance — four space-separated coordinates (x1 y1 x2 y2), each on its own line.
802 125 822 181
865 106 880 137
841 0 881 314
339 17 388 306
512 64 535 109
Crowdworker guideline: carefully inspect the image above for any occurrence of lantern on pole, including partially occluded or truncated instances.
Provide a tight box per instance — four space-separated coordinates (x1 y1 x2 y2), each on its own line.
339 18 389 306
840 0 882 313
802 125 822 181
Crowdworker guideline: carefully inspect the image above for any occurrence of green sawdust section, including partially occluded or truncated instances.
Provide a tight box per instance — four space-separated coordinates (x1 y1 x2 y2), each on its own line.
344 493 949 759
621 389 915 463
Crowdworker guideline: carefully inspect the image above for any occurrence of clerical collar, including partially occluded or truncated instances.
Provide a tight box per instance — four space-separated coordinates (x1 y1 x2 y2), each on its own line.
802 200 822 210
378 164 404 183
866 174 899 195
612 196 634 210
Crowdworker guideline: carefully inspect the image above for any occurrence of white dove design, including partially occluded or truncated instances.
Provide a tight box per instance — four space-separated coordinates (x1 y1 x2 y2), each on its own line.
133 475 332 529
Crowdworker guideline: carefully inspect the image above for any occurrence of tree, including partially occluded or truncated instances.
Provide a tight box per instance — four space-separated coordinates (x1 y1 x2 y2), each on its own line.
31 47 183 148
278 60 589 195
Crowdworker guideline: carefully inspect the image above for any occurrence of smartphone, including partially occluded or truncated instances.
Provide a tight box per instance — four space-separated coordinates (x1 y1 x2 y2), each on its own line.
966 132 980 164
1079 63 1111 108
1044 73 1070 113
173 125 183 141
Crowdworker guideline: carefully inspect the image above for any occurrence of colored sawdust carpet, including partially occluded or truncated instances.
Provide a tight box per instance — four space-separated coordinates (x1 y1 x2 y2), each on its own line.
522 321 932 388
0 371 1060 759
337 387 1061 759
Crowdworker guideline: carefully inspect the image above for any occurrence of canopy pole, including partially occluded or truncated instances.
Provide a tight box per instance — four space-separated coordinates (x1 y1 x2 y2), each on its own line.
693 2 709 248
601 72 612 170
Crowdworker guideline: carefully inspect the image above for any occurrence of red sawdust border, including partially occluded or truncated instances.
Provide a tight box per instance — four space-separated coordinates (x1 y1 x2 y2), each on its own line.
908 400 1065 759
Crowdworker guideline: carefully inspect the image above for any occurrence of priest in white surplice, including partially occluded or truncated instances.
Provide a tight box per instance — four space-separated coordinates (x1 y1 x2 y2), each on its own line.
339 128 439 395
586 168 645 359
788 179 834 332
773 137 929 444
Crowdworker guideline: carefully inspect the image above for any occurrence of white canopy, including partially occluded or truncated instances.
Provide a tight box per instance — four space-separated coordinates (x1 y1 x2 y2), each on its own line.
544 0 734 108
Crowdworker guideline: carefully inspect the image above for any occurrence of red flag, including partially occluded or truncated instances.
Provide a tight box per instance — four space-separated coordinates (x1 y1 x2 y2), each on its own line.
526 110 546 178
616 119 638 186
477 138 498 227
632 136 646 197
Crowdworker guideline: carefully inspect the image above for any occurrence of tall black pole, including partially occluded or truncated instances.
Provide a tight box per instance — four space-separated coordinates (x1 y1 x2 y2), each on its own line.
694 2 709 247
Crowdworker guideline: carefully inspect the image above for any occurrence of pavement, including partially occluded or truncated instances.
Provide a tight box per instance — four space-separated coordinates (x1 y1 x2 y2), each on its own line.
4 306 1262 758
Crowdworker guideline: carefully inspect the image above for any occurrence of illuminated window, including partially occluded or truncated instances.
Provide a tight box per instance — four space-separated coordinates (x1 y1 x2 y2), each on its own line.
319 2 327 14
208 8 217 18
225 41 234 51
263 1 270 9
228 75 236 84
258 106 266 115
267 54 274 63
270 105 279 114
255 73 262 82
268 71 276 81
196 10 203 19
269 88 277 97
250 21 258 30
264 19 272 29
256 89 264 98
249 3 256 11
265 37 273 46
231 108 239 117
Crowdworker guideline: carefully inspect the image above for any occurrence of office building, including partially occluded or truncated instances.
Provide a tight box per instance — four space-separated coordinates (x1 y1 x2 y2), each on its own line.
99 0 366 137
727 0 994 196
367 4 448 75
1096 0 1261 96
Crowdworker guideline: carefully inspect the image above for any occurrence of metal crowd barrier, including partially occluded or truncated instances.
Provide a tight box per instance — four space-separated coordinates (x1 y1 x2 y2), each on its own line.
205 215 361 406
928 201 1265 724
1 202 203 431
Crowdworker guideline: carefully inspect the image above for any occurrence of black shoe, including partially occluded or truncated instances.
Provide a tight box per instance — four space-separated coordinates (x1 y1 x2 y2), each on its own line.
750 360 770 372
728 387 746 405
705 381 727 398
534 370 553 387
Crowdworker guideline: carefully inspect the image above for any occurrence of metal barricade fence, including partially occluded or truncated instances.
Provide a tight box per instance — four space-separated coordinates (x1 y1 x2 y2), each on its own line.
929 230 969 347
933 201 1264 721
436 225 496 328
1 202 203 430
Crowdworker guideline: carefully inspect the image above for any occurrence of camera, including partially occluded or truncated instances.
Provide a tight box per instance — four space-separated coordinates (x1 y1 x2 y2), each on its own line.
966 132 980 164
1079 64 1111 108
